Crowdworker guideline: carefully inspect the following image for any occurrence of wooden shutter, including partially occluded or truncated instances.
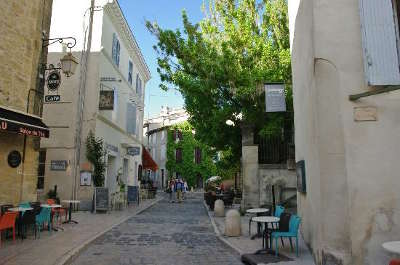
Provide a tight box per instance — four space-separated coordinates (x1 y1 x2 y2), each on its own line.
359 0 400 85
178 130 183 140
173 129 177 140
112 33 117 63
176 148 182 163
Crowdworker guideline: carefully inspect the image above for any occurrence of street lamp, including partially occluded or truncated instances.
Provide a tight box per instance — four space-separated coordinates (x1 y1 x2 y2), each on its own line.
42 36 79 77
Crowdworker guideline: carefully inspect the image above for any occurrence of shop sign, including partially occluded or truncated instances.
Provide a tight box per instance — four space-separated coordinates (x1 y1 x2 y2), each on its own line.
47 71 61 91
94 187 109 212
8 150 21 168
45 95 61 103
265 83 286 112
127 147 140 156
0 119 48 138
50 160 68 171
99 90 114 110
105 143 118 153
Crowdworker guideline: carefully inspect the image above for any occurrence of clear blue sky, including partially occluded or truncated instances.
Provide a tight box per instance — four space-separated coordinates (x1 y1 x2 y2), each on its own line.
118 0 204 119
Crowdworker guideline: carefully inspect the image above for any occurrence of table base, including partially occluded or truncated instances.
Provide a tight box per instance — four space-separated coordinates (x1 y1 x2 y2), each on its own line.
63 220 78 224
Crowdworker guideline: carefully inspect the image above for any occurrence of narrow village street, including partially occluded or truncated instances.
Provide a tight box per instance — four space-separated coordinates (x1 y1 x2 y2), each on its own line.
71 193 243 265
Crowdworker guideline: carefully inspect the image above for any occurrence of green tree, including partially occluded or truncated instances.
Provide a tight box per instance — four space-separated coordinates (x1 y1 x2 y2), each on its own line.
147 0 292 162
86 131 106 187
166 122 217 187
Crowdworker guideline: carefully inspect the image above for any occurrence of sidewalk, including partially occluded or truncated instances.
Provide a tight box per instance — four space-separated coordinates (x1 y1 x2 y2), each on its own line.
205 203 316 265
0 196 162 265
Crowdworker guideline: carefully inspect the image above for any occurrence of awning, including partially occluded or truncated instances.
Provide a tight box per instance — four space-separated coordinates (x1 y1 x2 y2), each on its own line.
0 107 49 138
142 146 158 171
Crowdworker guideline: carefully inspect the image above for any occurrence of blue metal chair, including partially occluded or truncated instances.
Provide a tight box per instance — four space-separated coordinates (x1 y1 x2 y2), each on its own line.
35 207 51 238
271 215 301 257
274 205 285 217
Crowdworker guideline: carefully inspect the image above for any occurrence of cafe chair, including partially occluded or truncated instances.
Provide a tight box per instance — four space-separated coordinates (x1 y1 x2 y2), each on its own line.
0 205 13 216
389 260 400 265
272 215 301 257
35 207 51 238
47 199 67 224
19 210 37 239
0 212 18 246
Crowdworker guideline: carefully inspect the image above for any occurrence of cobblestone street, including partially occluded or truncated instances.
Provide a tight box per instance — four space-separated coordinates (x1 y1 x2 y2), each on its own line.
71 193 243 265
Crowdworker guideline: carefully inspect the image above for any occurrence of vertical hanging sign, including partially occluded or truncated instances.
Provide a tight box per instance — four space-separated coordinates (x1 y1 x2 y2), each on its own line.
265 83 286 112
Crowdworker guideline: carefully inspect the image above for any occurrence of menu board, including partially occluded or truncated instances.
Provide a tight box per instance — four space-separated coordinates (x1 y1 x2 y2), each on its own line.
127 186 139 204
94 187 109 212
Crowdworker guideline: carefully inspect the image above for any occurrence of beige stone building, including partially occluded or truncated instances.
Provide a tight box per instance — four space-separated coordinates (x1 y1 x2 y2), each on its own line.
289 0 400 264
0 0 53 205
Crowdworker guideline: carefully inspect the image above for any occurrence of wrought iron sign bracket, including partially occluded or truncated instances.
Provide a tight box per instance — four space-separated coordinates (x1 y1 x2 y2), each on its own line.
349 85 400 101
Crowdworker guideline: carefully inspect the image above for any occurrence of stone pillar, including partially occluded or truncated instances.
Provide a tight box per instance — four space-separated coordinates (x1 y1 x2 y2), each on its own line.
224 209 241 236
214 199 225 217
240 124 259 209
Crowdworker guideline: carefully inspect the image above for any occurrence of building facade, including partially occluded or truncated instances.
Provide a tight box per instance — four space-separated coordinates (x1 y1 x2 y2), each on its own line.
41 0 150 209
0 0 53 205
289 0 400 264
144 107 189 188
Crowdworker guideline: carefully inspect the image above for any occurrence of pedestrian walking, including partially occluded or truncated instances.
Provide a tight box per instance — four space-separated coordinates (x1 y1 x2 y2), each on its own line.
176 179 183 203
183 179 188 200
169 179 176 203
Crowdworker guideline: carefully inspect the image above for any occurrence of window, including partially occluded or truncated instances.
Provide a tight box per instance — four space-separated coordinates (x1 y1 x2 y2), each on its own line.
359 0 400 85
128 61 133 85
37 149 46 190
112 87 118 120
112 33 120 67
136 74 142 95
194 147 202 164
173 129 183 142
126 103 136 135
176 148 182 163
161 144 166 160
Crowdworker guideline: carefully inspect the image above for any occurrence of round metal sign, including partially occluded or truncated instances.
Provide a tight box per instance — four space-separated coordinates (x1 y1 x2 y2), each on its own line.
8 150 22 168
47 70 61 91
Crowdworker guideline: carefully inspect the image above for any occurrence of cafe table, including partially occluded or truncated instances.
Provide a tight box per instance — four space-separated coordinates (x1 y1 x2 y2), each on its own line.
41 204 63 231
382 241 400 255
61 200 80 224
247 208 270 239
252 216 280 253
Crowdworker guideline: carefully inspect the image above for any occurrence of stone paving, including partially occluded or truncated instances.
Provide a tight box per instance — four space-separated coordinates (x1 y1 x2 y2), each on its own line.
71 193 243 265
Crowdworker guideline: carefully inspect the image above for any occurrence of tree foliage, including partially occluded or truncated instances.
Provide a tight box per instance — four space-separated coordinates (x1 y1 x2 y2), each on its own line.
166 122 217 187
147 0 292 161
86 131 106 187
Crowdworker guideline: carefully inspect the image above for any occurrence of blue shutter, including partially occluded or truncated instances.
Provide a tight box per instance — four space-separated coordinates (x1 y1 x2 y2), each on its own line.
128 61 133 85
359 0 400 85
112 33 117 64
126 103 137 135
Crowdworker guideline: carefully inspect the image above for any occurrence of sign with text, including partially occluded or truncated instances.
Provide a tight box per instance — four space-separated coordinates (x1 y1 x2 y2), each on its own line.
47 71 61 91
99 90 114 110
80 171 92 186
127 147 140 156
94 187 109 212
45 95 61 103
50 160 68 171
265 83 286 112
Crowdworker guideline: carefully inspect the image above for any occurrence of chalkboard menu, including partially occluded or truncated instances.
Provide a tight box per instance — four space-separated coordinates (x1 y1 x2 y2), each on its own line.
127 186 138 204
94 187 109 212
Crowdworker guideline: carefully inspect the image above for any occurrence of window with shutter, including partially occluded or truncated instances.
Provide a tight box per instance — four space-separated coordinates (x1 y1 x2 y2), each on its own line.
178 130 183 140
195 147 202 164
128 61 133 85
112 33 120 67
359 0 400 85
176 148 182 163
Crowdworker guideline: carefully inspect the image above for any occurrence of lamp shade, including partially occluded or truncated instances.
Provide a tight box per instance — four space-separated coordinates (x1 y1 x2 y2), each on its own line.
60 52 79 77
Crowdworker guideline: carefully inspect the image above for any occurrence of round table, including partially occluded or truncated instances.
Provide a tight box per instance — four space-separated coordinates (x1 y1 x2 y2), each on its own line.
252 216 280 251
41 204 62 208
382 241 400 255
61 200 80 224
247 208 269 239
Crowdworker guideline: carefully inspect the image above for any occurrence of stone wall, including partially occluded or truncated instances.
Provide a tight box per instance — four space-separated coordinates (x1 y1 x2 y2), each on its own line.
0 0 53 204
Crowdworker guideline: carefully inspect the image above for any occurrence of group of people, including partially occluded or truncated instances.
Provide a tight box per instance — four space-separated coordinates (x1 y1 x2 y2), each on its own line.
167 178 188 203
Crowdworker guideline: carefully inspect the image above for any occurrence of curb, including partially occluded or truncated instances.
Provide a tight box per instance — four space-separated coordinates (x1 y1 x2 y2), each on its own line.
202 200 245 256
56 196 163 265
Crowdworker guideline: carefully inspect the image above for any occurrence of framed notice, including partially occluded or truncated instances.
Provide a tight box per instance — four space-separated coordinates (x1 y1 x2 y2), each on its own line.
80 171 92 186
265 83 286 112
99 90 114 110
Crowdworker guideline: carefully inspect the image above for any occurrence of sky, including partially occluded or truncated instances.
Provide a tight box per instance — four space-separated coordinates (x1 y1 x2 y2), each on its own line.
118 0 205 119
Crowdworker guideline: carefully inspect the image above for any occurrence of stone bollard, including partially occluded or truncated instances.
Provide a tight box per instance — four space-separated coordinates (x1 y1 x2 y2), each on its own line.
224 209 241 237
214 199 225 217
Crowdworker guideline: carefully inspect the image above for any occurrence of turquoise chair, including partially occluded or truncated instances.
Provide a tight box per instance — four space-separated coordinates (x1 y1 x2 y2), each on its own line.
35 207 51 237
272 215 301 257
274 205 285 217
18 202 32 216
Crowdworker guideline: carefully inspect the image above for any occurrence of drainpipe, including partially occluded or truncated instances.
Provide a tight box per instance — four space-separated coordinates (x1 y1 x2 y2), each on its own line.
72 0 95 201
